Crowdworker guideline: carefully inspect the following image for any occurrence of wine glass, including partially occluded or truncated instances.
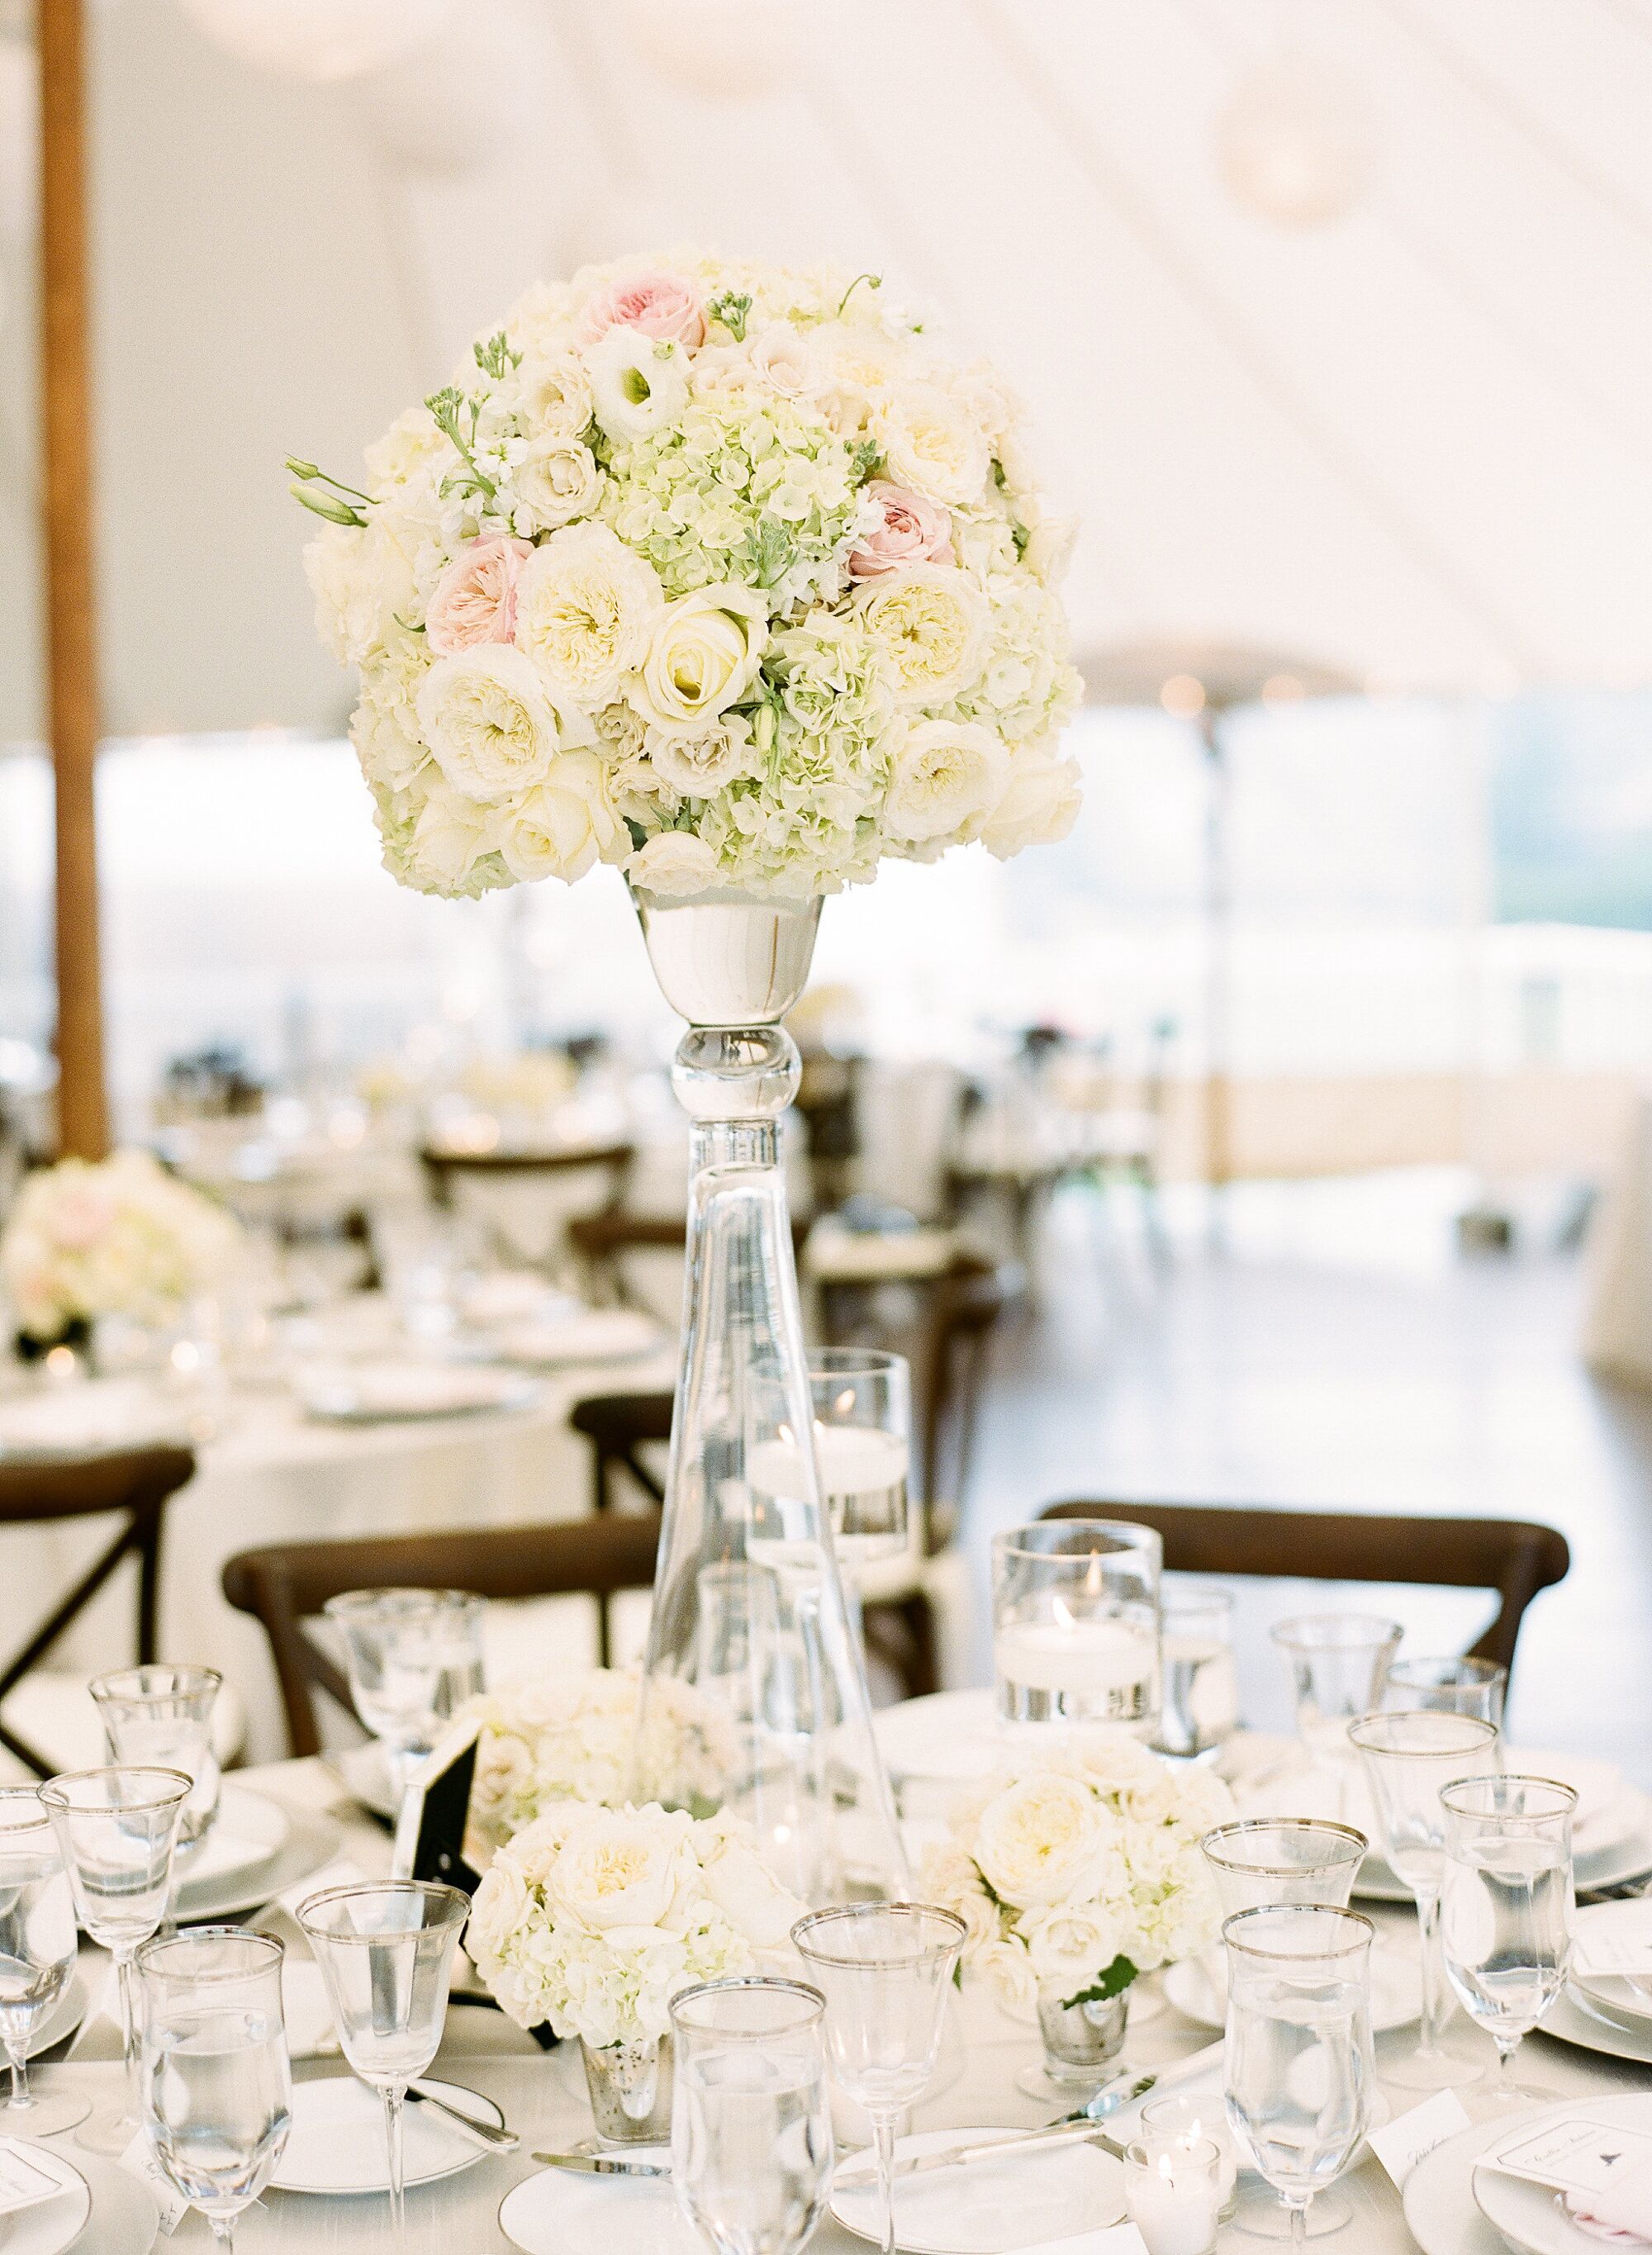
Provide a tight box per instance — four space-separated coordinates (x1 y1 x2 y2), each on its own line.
1270 1615 1401 1814
1200 1820 1369 1916
89 1663 223 1853
40 1764 190 2153
137 1927 292 2251
790 1903 964 2255
1384 1656 1506 1726
1440 1772 1575 2108
1224 1905 1375 2249
297 1880 469 2236
323 1588 485 1813
0 1787 88 2137
1346 1709 1498 2091
671 1977 833 2255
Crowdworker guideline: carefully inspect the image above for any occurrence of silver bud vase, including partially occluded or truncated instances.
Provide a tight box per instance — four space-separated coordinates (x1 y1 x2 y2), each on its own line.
1037 1989 1130 2086
581 2033 674 2145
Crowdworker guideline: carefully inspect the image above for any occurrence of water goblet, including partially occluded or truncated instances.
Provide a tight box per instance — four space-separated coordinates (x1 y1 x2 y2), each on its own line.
89 1663 223 1847
1270 1614 1401 1814
1201 1820 1370 1917
1224 1905 1375 2249
1347 1709 1498 2091
40 1764 190 2153
0 1787 88 2136
323 1588 485 1812
1384 1655 1506 1726
1440 1772 1575 2109
1154 1584 1238 1763
297 1880 469 2236
790 1902 964 2255
671 1977 832 2255
136 1926 292 2252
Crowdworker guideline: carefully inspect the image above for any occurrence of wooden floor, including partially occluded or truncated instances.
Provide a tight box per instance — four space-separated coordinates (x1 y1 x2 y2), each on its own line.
965 1170 1652 1783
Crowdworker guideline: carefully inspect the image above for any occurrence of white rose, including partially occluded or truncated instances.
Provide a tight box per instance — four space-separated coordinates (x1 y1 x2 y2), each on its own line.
874 382 991 506
1022 1903 1123 2001
363 403 447 491
980 752 1082 860
857 565 988 707
746 322 821 402
883 719 1006 845
972 1772 1112 1910
496 752 624 885
546 1807 687 1935
518 351 595 439
628 585 768 735
408 785 496 890
1021 508 1080 587
586 326 691 444
415 645 563 802
512 435 602 534
646 714 756 799
695 1822 805 1949
627 831 719 898
515 523 666 710
974 1936 1039 2015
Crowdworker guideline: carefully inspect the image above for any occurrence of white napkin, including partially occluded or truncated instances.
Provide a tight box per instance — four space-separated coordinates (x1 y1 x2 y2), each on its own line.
1567 2158 1652 2244
1009 2229 1148 2255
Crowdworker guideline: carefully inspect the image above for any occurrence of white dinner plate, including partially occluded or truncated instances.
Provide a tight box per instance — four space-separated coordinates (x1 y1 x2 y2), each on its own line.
297 1360 541 1422
1352 1788 1652 1905
76 2149 162 2253
500 2149 698 2255
273 2075 506 2194
1567 1901 1652 2028
0 2141 92 2255
1540 1981 1652 2065
829 2124 1127 2254
1161 1942 1422 2034
496 1309 662 1368
1472 2092 1652 2253
1403 2115 1526 2255
176 1806 341 1923
173 1787 291 1913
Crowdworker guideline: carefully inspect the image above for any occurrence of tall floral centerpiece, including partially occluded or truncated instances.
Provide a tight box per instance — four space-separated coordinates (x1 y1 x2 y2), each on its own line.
297 252 1083 1906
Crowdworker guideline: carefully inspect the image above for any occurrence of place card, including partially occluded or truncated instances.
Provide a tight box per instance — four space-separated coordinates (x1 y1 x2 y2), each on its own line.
0 2139 72 2217
117 2129 189 2236
1481 2115 1652 2197
1367 2089 1473 2190
1574 1911 1652 1978
271 1854 373 1928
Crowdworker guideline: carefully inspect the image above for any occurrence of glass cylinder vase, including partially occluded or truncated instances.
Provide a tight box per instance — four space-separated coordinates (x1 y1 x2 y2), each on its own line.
630 887 906 1906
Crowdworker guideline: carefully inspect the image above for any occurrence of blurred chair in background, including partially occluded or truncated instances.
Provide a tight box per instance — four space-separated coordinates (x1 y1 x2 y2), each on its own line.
420 1142 634 1279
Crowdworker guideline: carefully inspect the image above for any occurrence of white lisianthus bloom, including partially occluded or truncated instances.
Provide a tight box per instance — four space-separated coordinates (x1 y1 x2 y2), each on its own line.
874 382 991 506
511 435 603 534
857 565 989 707
515 522 666 710
980 752 1083 860
883 719 1006 845
646 714 757 798
627 830 720 897
586 327 691 444
407 785 496 891
415 645 563 801
547 1806 689 1935
518 351 595 439
1023 1902 1124 2001
629 585 768 735
496 752 624 884
972 1771 1112 1910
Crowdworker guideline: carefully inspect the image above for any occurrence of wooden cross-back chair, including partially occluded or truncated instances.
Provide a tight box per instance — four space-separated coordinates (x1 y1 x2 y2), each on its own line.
1038 1500 1570 1678
0 1446 197 1778
221 1512 662 1759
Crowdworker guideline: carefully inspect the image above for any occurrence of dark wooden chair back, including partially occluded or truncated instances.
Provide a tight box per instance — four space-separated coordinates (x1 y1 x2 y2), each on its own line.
222 1512 663 1759
1038 1500 1569 1677
568 1209 809 1314
420 1142 634 1207
918 1256 1014 1554
568 1390 674 1518
0 1446 197 1776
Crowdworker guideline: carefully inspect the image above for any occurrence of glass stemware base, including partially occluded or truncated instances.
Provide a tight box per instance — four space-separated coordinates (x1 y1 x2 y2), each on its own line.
1235 2187 1351 2238
0 2085 88 2138
1383 2035 1486 2092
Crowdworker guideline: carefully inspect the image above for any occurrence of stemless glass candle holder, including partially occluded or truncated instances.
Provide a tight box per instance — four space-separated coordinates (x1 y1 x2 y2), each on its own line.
89 1664 223 1846
323 1588 485 1811
1154 1584 1237 1762
670 1977 832 2255
1441 1772 1575 2107
800 1350 912 1572
993 1520 1161 1736
1124 2136 1222 2255
0 1787 88 2138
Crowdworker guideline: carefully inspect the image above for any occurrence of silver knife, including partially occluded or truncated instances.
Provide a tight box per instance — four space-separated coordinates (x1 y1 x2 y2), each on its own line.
534 2152 672 2178
835 2124 1113 2189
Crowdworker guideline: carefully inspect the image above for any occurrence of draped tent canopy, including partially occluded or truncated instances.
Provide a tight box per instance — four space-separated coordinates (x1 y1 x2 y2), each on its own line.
4 0 1652 747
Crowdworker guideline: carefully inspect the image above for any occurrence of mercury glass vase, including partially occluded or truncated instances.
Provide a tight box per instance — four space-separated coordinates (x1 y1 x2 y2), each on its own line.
581 2034 674 2145
1037 1989 1130 2086
630 886 906 1906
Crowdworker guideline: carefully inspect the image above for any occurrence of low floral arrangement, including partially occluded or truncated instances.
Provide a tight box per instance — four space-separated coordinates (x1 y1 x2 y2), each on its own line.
919 1738 1234 2014
0 1150 241 1355
296 253 1082 904
462 1669 736 1857
467 1799 803 2052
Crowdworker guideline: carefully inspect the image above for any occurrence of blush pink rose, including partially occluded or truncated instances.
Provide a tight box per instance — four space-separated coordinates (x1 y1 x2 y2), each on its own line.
577 270 706 349
47 1188 115 1250
847 481 955 580
425 537 533 657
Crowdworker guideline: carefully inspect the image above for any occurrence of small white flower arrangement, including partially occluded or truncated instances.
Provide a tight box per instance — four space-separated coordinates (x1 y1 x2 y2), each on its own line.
295 254 1082 904
919 1737 1235 2015
1 1150 241 1352
467 1799 804 2051
463 1669 738 1857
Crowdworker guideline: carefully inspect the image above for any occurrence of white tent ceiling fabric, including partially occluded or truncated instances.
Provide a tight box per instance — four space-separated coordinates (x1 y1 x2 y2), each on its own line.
2 0 1650 738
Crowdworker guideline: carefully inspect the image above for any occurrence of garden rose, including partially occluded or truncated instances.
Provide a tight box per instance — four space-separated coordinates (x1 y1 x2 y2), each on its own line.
627 830 720 897
857 564 988 705
882 719 1006 844
874 382 991 505
973 1772 1111 1909
577 268 705 349
847 480 954 580
425 536 531 656
980 752 1083 859
645 716 756 797
415 645 563 800
514 522 665 710
547 1806 686 1934
511 437 602 535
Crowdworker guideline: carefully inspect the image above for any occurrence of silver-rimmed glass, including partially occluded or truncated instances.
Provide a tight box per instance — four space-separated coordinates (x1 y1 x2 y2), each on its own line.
670 1977 832 2255
1271 1614 1401 1813
1441 1772 1575 2108
89 1663 223 1847
1201 1820 1369 1917
0 1787 88 2137
322 1588 485 1812
1384 1655 1506 1726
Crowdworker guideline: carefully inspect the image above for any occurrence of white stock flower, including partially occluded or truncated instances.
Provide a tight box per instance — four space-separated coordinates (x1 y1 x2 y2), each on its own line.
415 646 563 801
627 830 719 898
874 382 991 505
857 565 989 707
980 752 1082 860
512 435 602 534
515 523 666 710
518 351 595 439
496 752 624 884
882 719 1006 845
629 584 767 735
645 714 756 797
972 1771 1112 1910
586 328 691 444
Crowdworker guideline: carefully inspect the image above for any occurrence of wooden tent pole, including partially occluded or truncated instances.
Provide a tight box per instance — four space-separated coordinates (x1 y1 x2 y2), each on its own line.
38 0 108 1161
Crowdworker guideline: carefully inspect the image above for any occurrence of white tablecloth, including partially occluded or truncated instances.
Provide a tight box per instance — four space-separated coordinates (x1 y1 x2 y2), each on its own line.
1584 1087 1652 1387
